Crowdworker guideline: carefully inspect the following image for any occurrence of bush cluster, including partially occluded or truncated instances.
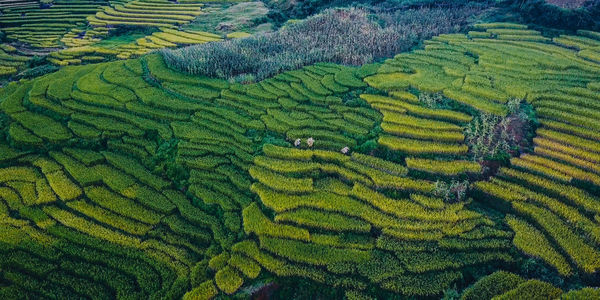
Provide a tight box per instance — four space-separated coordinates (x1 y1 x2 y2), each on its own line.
464 99 536 163
433 180 469 203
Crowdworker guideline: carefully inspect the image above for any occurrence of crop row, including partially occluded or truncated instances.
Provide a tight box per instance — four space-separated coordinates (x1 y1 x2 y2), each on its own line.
474 173 600 274
0 0 106 47
51 28 222 66
88 0 203 29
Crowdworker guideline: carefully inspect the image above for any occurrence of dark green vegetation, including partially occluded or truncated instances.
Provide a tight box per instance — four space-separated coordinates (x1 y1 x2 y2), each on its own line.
494 0 600 32
1 19 600 298
162 6 481 82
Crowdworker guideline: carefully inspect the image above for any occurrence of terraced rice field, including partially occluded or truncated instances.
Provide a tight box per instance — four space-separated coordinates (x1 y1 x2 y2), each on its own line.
0 0 108 48
0 21 600 298
0 44 30 77
0 0 212 48
0 0 38 9
49 28 221 65
0 0 231 66
88 0 205 29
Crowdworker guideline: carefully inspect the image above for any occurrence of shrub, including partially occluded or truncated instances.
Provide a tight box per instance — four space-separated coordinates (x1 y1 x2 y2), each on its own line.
418 92 445 107
464 100 536 162
433 180 469 203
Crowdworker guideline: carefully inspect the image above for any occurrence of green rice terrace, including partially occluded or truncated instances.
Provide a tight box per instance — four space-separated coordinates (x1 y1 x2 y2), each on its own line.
0 0 234 74
1 0 600 299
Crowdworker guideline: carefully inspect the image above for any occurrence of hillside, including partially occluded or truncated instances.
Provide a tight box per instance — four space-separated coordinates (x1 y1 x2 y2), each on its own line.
1 1 600 299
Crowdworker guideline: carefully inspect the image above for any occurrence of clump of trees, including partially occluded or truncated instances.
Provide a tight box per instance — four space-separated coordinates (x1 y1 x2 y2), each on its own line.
464 99 537 164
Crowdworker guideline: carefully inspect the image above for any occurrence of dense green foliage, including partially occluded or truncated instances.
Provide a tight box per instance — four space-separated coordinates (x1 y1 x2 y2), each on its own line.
496 0 600 32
